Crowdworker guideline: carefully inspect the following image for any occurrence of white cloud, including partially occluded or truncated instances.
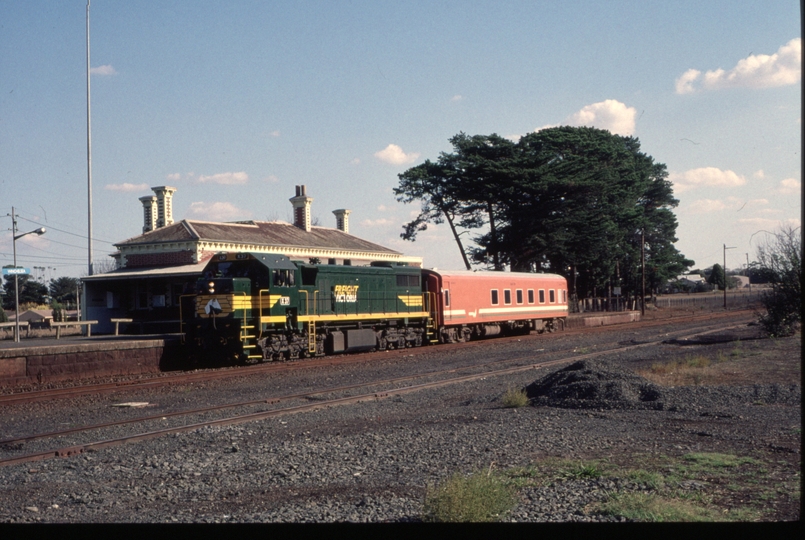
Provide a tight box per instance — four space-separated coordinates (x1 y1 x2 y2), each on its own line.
104 182 149 192
90 64 117 76
450 95 463 102
374 144 420 165
565 99 637 136
739 217 801 229
360 218 394 227
675 38 802 94
186 201 252 221
197 172 249 185
778 178 801 195
669 167 746 193
269 130 281 137
674 69 701 94
349 158 361 165
753 170 765 179
688 199 728 213
686 197 767 214
166 173 182 182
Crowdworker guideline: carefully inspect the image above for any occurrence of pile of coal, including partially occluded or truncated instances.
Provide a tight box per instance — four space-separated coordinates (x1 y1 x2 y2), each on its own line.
525 359 665 410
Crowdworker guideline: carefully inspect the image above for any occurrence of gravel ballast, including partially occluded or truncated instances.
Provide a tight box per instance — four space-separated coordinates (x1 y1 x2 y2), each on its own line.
0 317 800 523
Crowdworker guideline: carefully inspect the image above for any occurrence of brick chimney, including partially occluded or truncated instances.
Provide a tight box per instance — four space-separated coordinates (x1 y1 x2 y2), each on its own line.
139 195 157 233
290 185 313 232
152 186 177 228
333 209 350 233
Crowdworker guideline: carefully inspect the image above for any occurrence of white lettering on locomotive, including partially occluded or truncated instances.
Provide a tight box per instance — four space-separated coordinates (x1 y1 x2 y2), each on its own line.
333 284 359 303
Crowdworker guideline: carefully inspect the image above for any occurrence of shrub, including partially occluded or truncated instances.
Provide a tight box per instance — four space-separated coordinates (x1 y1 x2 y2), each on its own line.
501 387 529 408
423 469 517 522
752 226 801 337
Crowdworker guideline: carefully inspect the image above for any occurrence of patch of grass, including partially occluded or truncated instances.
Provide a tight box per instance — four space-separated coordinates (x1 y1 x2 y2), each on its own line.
596 492 723 522
625 469 665 490
561 461 605 479
501 387 529 408
422 468 517 522
682 452 758 469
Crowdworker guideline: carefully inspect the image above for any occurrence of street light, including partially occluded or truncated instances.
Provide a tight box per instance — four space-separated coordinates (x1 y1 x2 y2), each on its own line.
11 207 46 342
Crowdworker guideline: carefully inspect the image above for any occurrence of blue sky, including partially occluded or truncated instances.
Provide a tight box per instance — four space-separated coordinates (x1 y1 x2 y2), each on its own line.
1 1 800 281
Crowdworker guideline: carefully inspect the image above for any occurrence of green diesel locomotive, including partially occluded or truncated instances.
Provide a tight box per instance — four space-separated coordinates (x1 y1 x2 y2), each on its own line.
183 252 435 363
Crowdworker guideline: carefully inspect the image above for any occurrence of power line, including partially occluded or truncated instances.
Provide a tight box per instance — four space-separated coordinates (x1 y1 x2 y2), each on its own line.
14 214 117 245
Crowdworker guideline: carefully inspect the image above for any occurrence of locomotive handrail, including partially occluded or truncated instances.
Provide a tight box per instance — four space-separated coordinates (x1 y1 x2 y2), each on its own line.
178 294 198 344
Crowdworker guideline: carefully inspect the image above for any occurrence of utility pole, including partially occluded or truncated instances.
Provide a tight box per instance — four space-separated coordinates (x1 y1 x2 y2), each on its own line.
723 243 736 308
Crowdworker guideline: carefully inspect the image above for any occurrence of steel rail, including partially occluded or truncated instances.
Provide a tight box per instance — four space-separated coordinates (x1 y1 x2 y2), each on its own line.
0 309 754 406
0 318 752 467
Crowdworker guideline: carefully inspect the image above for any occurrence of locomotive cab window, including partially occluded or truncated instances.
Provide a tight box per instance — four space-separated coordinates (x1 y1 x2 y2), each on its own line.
516 289 523 304
396 274 420 288
273 269 295 287
528 289 535 304
504 289 512 305
539 290 545 304
549 289 556 303
491 289 499 305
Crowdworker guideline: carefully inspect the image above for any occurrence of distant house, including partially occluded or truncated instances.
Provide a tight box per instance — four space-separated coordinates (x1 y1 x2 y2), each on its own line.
82 185 423 334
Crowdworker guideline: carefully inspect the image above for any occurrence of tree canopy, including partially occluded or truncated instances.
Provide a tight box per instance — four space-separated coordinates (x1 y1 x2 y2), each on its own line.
395 127 692 298
1 275 48 309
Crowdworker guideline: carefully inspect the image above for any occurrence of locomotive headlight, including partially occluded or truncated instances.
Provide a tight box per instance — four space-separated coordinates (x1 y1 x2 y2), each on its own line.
208 281 215 293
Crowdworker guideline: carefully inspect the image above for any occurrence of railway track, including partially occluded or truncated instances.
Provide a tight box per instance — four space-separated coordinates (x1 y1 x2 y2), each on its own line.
0 317 753 467
0 309 754 406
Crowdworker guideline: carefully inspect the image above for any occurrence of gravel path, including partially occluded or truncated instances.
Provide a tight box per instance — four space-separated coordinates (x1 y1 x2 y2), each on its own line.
0 317 800 523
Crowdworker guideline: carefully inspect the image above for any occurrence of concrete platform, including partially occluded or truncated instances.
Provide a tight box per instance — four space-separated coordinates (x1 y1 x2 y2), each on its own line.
0 334 183 386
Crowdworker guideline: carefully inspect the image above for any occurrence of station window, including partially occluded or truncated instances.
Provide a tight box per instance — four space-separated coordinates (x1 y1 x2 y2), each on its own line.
516 289 523 304
528 289 535 304
549 289 556 303
491 289 499 305
504 290 512 305
444 289 450 307
538 290 545 304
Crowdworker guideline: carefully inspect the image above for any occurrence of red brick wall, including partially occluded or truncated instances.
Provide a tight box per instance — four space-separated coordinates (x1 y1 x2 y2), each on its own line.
125 250 194 268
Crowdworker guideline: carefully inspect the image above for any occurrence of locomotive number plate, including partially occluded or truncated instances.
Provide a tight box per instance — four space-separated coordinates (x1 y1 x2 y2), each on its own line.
280 296 290 306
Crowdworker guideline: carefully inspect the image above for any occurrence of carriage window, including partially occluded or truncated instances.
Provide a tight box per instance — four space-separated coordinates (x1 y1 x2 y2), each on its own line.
504 290 512 305
516 289 523 304
444 289 450 307
562 290 567 303
491 289 499 305
539 290 545 304
549 289 556 303
528 289 534 304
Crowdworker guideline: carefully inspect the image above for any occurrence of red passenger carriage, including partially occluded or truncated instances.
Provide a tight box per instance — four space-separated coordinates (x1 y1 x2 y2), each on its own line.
423 269 568 343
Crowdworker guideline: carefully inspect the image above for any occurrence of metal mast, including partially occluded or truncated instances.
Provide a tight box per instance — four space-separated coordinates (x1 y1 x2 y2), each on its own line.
86 0 93 276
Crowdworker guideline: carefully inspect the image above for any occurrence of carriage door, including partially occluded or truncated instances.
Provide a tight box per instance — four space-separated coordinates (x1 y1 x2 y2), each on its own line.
442 280 452 323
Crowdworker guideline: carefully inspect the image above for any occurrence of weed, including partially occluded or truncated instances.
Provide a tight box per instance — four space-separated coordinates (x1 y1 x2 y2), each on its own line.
422 467 517 522
560 461 605 480
501 387 529 408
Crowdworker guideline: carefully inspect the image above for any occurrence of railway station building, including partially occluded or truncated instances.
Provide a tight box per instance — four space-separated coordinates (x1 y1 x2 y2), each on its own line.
82 185 422 334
